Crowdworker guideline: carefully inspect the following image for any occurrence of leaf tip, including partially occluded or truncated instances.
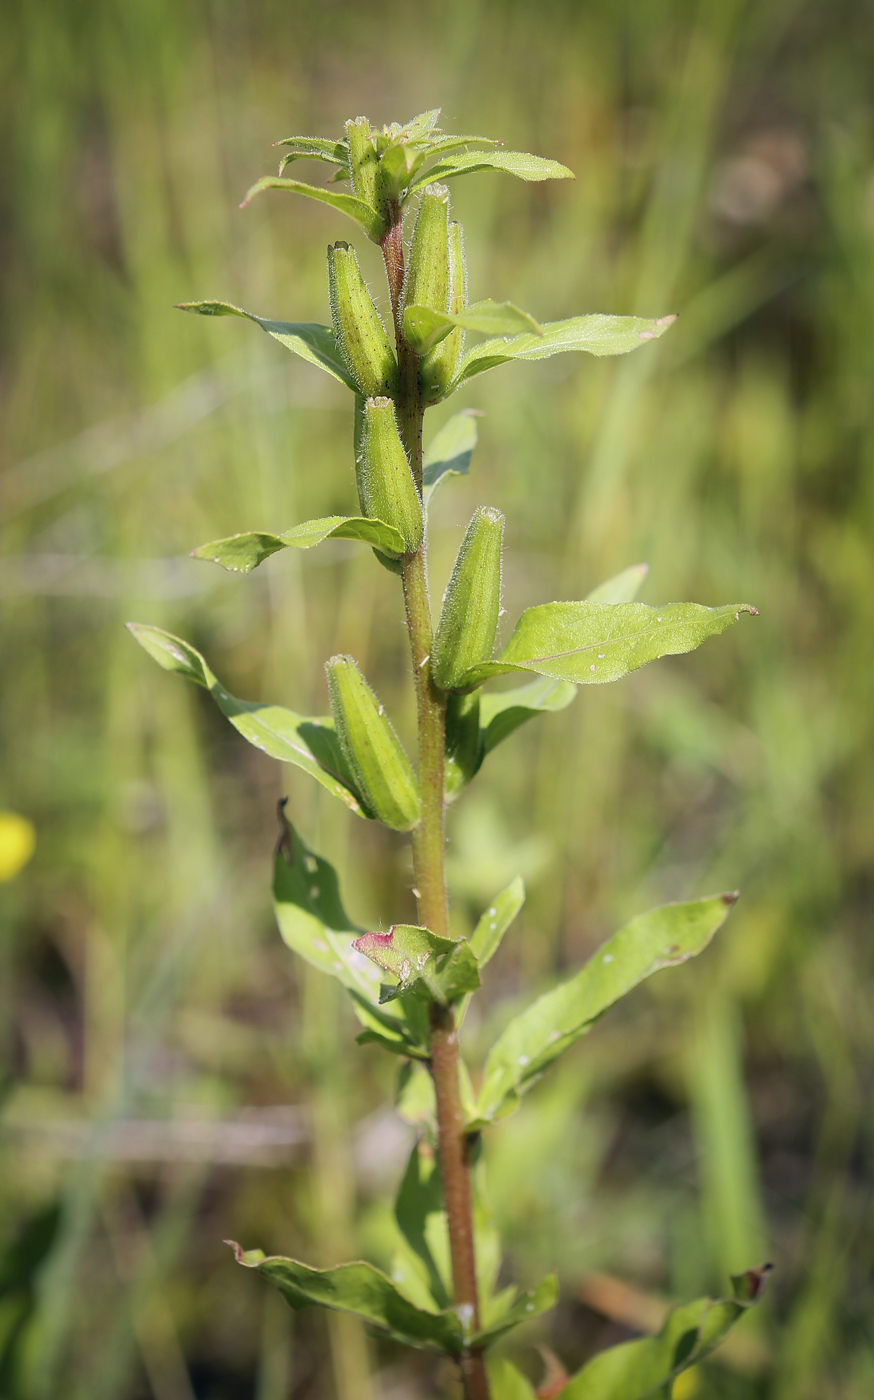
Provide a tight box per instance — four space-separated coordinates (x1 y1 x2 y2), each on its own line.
225 1239 266 1267
721 891 740 906
731 1261 774 1302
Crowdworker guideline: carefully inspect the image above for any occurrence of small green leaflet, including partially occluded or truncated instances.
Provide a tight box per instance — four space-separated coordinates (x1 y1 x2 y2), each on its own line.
240 175 385 241
455 601 758 691
475 894 738 1123
175 300 355 389
354 925 481 1005
273 809 424 1058
409 149 574 191
474 1273 559 1346
125 624 367 816
423 409 480 506
447 314 676 392
273 137 349 173
404 300 542 355
558 1266 773 1400
229 1243 466 1353
192 516 407 573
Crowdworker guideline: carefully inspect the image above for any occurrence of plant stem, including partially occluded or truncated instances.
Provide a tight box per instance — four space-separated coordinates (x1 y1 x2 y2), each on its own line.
381 206 489 1400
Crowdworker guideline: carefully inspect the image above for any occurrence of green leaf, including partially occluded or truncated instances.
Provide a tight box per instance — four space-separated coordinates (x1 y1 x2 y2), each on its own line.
175 300 356 389
475 895 738 1123
558 1266 773 1400
354 925 480 1005
472 1272 559 1346
126 624 367 816
404 300 542 355
191 516 407 573
448 314 677 391
455 601 758 691
487 1357 537 1400
423 409 480 506
229 1243 465 1353
409 149 574 191
480 677 578 756
240 175 385 241
394 1142 451 1310
585 563 650 604
470 877 526 967
273 137 349 173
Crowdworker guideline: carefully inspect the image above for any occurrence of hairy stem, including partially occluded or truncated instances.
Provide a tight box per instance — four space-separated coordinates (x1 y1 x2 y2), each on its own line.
381 204 487 1397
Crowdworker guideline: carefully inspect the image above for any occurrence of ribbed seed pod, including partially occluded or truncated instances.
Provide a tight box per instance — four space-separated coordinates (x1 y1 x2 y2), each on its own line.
327 242 398 398
421 220 468 401
357 397 423 553
402 183 450 324
344 117 389 237
431 507 504 691
326 656 420 831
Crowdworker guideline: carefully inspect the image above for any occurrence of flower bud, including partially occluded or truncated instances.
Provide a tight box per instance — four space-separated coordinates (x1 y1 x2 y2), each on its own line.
421 220 467 402
344 117 389 237
328 242 398 398
402 184 450 324
357 397 424 554
431 507 504 691
326 656 420 831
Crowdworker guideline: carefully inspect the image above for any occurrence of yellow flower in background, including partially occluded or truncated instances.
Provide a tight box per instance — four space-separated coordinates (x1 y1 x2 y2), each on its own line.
0 811 36 882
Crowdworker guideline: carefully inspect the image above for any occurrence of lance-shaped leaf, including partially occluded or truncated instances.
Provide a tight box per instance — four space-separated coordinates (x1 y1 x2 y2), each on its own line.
472 1272 559 1347
273 136 349 173
423 409 480 505
393 1142 452 1311
557 1265 773 1400
191 516 407 574
126 624 367 816
354 925 480 1005
175 300 356 389
448 314 677 392
454 601 758 691
240 175 386 241
404 300 542 355
475 895 738 1124
409 149 574 191
228 1243 465 1353
273 808 425 1059
470 877 526 968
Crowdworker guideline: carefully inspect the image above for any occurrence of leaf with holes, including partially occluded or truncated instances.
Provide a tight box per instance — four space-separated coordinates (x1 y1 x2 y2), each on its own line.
475 895 738 1124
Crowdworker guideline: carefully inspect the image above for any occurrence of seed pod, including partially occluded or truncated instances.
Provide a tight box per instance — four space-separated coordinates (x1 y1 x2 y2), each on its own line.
431 507 504 691
328 242 398 398
344 117 389 237
357 397 424 553
421 220 468 402
326 656 420 831
402 183 450 323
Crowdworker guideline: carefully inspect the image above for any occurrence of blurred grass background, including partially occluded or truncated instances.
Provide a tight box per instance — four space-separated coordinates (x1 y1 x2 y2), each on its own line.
1 0 872 1396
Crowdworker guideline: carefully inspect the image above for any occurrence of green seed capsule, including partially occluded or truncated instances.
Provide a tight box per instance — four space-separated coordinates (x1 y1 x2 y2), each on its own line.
357 397 424 554
328 242 398 398
326 656 420 831
422 220 468 402
345 117 389 238
431 506 504 691
402 183 450 324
